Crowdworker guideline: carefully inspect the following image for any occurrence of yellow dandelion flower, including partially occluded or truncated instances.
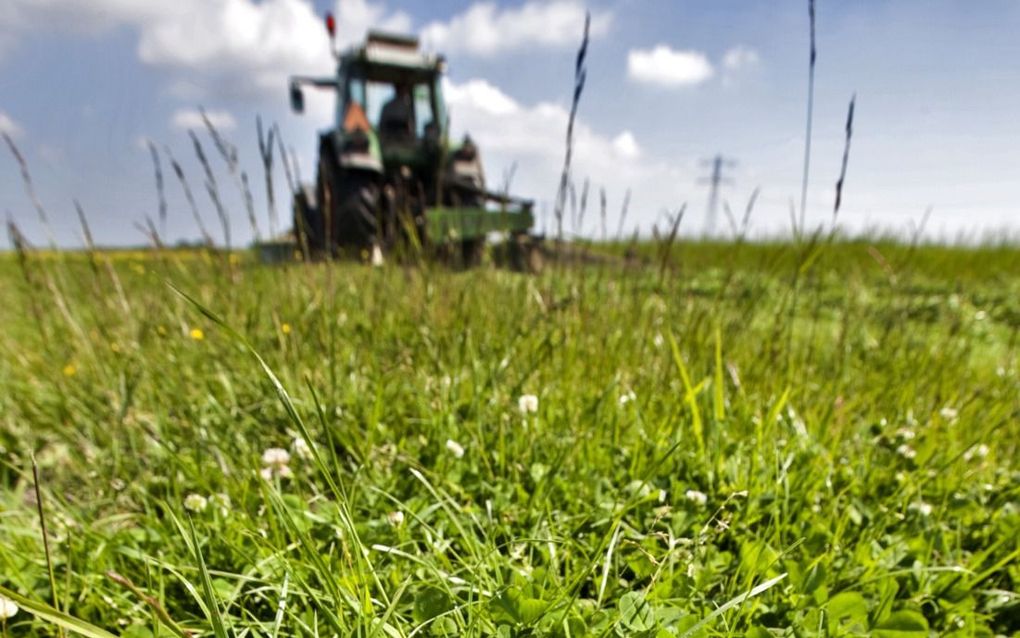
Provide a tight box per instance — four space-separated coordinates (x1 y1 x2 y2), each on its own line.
63 363 77 377
281 323 292 335
190 328 205 341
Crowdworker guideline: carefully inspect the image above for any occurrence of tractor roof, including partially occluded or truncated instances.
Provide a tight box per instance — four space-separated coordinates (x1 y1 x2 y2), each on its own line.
343 31 444 76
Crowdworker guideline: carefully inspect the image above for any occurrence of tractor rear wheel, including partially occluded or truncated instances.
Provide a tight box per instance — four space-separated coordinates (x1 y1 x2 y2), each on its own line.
460 238 485 268
509 233 544 274
318 156 381 256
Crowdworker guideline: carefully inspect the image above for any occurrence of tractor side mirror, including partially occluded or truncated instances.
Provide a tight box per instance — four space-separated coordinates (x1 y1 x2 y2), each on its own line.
289 83 305 114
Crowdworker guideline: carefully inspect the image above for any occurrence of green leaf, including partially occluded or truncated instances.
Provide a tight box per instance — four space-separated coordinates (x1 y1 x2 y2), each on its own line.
827 591 868 632
488 588 547 626
618 592 656 632
413 587 453 624
678 574 787 638
873 610 929 637
0 584 117 638
803 562 827 596
186 516 232 638
667 331 705 455
121 625 155 638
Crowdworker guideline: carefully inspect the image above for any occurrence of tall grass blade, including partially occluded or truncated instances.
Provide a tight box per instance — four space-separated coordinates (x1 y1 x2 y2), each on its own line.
0 585 116 638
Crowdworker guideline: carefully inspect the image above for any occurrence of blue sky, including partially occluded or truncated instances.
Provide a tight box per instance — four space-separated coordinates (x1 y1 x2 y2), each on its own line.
2 0 1019 247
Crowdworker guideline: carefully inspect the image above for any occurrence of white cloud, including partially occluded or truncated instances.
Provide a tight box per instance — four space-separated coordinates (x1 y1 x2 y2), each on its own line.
0 111 21 137
0 0 402 100
722 46 760 71
332 0 412 50
443 79 519 116
421 0 612 57
171 108 237 132
136 0 332 97
612 132 641 159
627 45 714 87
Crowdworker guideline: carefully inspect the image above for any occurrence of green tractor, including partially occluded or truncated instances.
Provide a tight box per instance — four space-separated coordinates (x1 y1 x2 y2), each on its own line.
288 21 541 268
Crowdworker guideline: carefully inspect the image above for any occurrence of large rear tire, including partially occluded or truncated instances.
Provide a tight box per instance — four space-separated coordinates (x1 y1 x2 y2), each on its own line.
460 238 486 268
317 154 381 256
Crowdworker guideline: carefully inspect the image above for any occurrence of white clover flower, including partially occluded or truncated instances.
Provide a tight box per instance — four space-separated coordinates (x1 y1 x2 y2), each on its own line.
895 428 916 441
211 493 231 516
939 406 959 421
387 511 405 527
908 501 933 517
896 444 917 460
619 390 637 406
653 333 665 348
685 489 708 506
0 595 18 621
445 439 465 458
518 394 539 415
292 437 313 460
974 310 988 321
260 447 293 479
184 493 208 513
262 447 291 467
963 444 990 461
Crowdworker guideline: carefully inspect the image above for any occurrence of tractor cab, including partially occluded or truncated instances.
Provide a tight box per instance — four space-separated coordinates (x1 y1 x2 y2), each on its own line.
290 32 449 176
337 33 448 165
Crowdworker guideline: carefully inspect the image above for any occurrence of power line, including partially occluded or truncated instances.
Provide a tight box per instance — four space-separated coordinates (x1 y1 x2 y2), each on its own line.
698 154 736 236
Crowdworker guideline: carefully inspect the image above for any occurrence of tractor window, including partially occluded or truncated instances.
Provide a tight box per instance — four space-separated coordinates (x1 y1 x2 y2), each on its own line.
365 82 395 127
361 80 434 140
414 84 435 138
347 77 366 111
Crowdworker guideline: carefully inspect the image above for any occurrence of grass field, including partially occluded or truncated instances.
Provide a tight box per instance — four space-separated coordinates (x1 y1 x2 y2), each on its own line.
0 240 1018 637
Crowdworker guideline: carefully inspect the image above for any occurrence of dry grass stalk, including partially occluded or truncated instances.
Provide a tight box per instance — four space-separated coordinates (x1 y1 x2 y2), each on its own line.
599 187 607 242
658 204 686 283
189 130 231 250
553 12 591 243
615 189 631 241
164 145 215 247
147 140 168 237
833 95 856 224
75 200 131 315
257 116 278 238
799 0 817 231
200 108 260 242
3 132 57 249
